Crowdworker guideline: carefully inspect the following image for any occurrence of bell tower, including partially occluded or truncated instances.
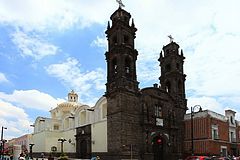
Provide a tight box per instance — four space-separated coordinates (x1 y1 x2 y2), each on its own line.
105 7 139 95
159 40 186 99
68 90 78 102
105 6 142 159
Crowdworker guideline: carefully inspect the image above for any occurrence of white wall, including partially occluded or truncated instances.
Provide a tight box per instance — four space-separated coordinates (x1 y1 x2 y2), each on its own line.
32 131 61 153
91 120 107 152
62 129 76 153
32 129 76 153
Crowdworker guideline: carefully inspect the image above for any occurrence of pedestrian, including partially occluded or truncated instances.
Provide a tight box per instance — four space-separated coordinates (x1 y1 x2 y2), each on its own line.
18 153 25 160
90 156 100 160
90 156 96 160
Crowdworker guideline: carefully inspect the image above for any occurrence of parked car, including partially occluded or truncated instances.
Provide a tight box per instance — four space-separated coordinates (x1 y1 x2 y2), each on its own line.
210 157 231 160
185 156 211 160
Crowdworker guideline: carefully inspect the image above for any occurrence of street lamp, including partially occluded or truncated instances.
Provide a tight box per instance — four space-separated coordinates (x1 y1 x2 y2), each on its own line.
29 144 35 160
58 138 66 154
191 105 202 155
1 126 7 160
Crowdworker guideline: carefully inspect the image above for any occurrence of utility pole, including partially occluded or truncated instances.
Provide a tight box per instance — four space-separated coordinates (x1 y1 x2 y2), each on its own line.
1 127 7 160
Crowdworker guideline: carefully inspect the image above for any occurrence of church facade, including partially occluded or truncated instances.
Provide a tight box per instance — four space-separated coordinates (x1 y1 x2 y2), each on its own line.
29 6 188 160
102 6 187 160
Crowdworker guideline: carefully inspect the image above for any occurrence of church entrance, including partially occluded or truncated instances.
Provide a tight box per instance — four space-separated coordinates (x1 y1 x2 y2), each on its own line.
79 140 87 158
76 125 91 159
152 136 164 160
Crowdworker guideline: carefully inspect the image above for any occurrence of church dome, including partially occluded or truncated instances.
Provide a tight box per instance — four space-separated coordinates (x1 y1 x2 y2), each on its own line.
57 101 82 109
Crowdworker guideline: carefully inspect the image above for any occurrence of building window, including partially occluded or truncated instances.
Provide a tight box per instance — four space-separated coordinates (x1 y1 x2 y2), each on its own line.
176 63 180 70
239 131 240 141
64 118 69 129
53 125 59 130
102 104 107 119
165 81 171 93
230 131 236 142
112 58 117 74
154 104 162 118
221 146 227 157
178 80 182 92
212 125 219 140
124 35 129 44
125 57 131 76
80 111 86 125
165 64 171 72
113 35 117 44
230 116 234 125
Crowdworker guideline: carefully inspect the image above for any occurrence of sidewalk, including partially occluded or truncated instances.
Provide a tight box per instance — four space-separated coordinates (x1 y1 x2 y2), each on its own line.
33 158 90 160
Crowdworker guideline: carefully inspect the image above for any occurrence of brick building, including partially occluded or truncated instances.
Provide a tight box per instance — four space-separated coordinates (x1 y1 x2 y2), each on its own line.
184 109 240 157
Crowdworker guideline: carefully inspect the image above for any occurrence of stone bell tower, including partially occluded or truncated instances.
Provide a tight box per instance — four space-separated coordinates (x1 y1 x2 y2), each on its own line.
159 40 186 99
158 39 187 158
105 6 142 159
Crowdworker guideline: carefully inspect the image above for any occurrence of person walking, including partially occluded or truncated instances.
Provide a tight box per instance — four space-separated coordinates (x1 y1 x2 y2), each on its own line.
18 153 25 160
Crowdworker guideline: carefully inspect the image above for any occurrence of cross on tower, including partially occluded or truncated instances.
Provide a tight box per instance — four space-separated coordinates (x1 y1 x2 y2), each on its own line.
116 0 125 8
168 35 174 43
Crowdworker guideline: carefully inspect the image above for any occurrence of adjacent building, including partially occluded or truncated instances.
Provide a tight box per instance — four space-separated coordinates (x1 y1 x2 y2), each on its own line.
6 134 32 159
184 109 240 157
31 90 107 158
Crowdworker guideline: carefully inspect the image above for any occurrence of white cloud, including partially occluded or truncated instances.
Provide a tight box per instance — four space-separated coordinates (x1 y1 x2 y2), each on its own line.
0 72 8 83
91 35 107 50
1 0 240 118
0 90 64 111
187 96 225 114
0 0 115 31
185 33 240 97
0 99 33 139
11 30 59 60
187 96 240 120
45 57 105 105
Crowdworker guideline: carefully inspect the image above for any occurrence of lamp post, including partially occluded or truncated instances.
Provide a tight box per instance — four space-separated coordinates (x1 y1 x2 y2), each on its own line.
1 126 7 160
29 144 34 160
58 138 66 154
191 105 202 156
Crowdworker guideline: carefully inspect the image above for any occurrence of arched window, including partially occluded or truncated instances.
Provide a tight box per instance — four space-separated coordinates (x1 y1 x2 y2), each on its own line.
102 104 107 119
166 81 171 93
178 80 182 92
125 57 131 77
112 58 117 74
165 64 171 72
113 35 117 44
64 118 69 129
124 35 129 44
176 63 180 70
80 111 86 125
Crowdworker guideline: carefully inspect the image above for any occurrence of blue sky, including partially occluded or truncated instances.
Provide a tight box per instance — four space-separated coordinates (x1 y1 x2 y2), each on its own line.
0 0 240 139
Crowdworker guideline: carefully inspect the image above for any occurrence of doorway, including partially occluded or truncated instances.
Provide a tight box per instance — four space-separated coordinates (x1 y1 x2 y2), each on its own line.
80 140 87 158
152 136 164 160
